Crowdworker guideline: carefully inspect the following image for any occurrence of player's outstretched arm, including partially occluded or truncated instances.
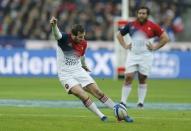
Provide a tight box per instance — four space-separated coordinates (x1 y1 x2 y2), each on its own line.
50 16 62 40
81 56 91 72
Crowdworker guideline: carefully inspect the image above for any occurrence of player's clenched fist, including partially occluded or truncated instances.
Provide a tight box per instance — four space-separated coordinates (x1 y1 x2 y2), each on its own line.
50 16 57 26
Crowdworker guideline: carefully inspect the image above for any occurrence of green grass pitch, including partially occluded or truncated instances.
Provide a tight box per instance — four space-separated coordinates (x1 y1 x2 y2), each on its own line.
0 78 191 131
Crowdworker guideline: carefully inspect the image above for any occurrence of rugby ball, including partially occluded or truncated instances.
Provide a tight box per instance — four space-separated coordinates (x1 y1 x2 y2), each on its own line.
114 103 128 120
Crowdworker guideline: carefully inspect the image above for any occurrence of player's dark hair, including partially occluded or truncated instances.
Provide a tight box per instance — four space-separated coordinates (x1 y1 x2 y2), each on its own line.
71 24 85 36
137 6 150 15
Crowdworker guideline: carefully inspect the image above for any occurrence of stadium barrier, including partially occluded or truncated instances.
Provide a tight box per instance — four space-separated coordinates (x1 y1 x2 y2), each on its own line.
0 48 191 79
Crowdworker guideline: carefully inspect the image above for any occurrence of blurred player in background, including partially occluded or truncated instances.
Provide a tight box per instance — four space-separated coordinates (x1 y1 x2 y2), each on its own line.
117 6 169 108
50 16 133 122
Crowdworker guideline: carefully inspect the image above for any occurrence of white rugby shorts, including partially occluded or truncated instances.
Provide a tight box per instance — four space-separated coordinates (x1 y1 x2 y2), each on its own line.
125 52 153 76
58 67 95 93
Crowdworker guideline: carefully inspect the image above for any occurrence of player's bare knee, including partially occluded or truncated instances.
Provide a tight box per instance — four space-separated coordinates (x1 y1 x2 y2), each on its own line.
97 90 104 98
138 74 147 84
125 74 134 80
139 77 147 84
124 75 133 85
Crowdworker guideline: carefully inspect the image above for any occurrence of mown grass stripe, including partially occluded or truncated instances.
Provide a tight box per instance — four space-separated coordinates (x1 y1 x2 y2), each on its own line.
0 99 191 110
0 113 191 121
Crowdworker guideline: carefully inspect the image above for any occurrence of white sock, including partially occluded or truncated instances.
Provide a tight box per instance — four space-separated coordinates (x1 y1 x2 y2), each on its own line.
138 84 147 104
83 98 105 118
121 84 132 105
99 95 115 109
88 103 105 118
